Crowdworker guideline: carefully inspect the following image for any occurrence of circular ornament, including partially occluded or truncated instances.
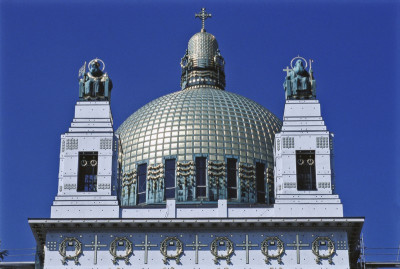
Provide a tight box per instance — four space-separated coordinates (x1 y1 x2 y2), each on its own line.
307 159 315 165
59 237 82 265
261 237 284 264
109 237 133 265
180 55 192 69
312 236 335 264
88 58 105 72
214 54 225 67
90 160 97 167
210 237 234 264
290 55 308 69
81 160 87 166
160 236 183 264
297 159 304 165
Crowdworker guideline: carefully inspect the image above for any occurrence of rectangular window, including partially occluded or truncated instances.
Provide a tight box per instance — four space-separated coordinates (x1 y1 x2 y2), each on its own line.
227 158 237 199
196 157 207 198
296 150 316 190
164 159 176 199
137 163 147 204
256 163 266 203
77 152 98 192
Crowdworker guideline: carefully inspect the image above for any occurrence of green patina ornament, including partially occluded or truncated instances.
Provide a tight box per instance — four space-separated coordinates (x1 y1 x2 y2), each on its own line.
283 56 316 100
78 58 113 101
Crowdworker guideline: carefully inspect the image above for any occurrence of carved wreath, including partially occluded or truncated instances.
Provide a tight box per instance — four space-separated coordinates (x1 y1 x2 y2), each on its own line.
109 237 133 265
210 237 234 264
312 236 335 264
59 237 82 265
160 237 183 264
261 237 284 264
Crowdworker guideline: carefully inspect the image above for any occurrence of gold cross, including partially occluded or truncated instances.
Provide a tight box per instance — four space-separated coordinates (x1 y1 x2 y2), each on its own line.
283 66 291 76
195 8 212 31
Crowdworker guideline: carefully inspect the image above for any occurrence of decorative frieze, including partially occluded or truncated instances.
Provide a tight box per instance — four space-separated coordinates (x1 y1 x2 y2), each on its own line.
51 233 339 266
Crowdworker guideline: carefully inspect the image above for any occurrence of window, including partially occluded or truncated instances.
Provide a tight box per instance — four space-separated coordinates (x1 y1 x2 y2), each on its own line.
195 157 207 198
137 163 147 204
256 163 265 203
164 159 176 199
77 152 98 192
296 150 316 190
227 158 237 199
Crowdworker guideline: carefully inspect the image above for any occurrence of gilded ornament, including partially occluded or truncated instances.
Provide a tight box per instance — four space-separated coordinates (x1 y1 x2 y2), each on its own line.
160 237 183 264
312 236 335 264
261 237 284 264
109 237 133 265
210 237 234 264
59 237 82 265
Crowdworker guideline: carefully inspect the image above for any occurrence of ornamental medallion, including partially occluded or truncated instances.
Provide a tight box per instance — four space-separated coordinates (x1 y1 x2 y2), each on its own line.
59 237 82 265
312 236 335 264
109 237 133 265
210 237 234 264
261 237 284 264
160 237 183 264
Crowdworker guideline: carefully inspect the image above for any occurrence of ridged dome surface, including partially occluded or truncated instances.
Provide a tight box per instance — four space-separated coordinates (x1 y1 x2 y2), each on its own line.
117 87 282 174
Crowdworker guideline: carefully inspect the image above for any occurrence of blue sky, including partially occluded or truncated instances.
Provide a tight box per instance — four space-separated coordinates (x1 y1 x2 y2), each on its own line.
0 0 399 262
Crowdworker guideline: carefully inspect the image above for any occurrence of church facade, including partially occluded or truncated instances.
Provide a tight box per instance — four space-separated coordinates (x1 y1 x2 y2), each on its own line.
29 8 363 269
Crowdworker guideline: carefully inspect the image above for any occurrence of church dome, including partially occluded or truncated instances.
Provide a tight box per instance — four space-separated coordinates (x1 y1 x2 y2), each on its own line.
117 87 281 205
116 9 281 206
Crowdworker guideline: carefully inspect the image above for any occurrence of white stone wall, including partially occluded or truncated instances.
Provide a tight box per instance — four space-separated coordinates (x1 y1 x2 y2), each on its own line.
274 100 343 217
51 101 119 218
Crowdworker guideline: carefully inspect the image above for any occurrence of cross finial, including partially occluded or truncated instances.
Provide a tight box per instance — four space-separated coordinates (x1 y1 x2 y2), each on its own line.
195 8 212 32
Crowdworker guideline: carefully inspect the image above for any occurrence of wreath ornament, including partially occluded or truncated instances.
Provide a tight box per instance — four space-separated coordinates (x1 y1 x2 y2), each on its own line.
210 237 234 264
160 237 183 264
59 237 82 265
261 237 284 264
109 237 133 265
312 236 335 264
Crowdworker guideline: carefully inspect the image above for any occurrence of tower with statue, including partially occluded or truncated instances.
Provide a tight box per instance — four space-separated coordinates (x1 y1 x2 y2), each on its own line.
29 8 363 269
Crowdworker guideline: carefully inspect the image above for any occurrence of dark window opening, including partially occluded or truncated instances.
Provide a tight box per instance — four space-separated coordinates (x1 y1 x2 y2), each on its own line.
256 163 266 203
196 157 207 198
137 163 147 204
164 159 176 199
296 150 316 190
77 152 98 192
227 158 237 199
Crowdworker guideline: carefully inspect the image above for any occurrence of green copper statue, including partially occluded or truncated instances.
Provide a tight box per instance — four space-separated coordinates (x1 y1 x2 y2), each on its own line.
79 59 113 101
283 56 316 100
